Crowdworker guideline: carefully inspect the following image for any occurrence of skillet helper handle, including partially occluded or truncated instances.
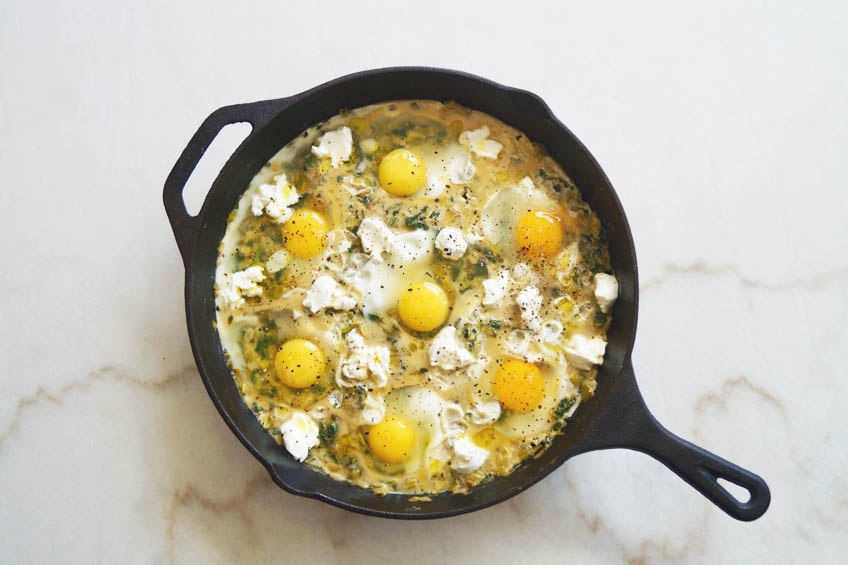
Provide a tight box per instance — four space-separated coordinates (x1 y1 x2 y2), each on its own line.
572 361 771 521
163 98 288 264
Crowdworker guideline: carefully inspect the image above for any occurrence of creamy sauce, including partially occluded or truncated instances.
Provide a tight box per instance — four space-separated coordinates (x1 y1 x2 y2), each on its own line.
214 100 615 495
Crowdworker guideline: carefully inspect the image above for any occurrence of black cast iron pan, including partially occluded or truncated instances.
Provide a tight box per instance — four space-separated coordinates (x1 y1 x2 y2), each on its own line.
163 67 770 521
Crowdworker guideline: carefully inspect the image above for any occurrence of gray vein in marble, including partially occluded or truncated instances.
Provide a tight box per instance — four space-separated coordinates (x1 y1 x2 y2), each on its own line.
563 472 709 563
640 261 848 292
690 374 817 489
693 375 788 423
165 472 271 563
0 364 196 452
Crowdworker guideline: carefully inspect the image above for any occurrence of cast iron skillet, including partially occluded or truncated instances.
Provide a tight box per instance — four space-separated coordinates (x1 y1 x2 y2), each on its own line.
163 67 770 521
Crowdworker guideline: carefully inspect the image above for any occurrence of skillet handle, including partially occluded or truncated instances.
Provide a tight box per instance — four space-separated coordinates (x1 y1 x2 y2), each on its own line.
571 361 771 521
163 98 290 264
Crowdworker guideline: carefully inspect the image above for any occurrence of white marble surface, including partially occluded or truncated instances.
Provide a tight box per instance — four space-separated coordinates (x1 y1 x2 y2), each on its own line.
2 1 846 563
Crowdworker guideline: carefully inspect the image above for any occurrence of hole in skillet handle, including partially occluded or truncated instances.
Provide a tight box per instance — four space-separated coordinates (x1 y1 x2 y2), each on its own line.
690 455 770 519
716 477 752 504
181 122 253 216
162 98 290 265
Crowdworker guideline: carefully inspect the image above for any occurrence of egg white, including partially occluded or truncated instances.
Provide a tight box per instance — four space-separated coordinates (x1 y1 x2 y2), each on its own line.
474 357 565 440
480 179 561 257
349 229 434 314
416 141 476 199
382 386 453 472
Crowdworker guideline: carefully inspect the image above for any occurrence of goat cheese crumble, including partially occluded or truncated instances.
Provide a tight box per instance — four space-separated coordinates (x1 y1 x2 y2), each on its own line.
594 273 619 313
302 275 356 313
459 126 503 159
565 334 607 369
516 285 543 330
251 174 299 222
221 266 265 308
311 126 353 168
435 227 468 260
429 326 474 371
337 330 391 388
281 411 320 462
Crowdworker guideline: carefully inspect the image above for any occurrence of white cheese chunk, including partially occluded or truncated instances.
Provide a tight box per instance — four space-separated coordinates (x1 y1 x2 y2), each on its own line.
311 126 353 168
594 273 619 313
326 229 353 254
337 330 391 388
221 266 265 308
469 400 501 425
450 436 489 474
251 174 299 222
360 394 386 425
540 320 564 345
429 326 474 371
360 138 378 154
482 269 511 306
459 126 503 159
339 175 371 196
389 230 433 264
511 262 536 283
280 411 319 462
505 329 544 363
356 216 395 262
565 334 608 369
440 402 466 435
448 153 476 184
265 249 289 274
516 285 543 330
435 227 468 260
302 275 356 314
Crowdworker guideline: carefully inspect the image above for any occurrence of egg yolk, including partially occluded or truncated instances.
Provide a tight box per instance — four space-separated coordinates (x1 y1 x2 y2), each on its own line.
398 281 450 332
274 339 326 389
367 418 415 463
493 359 545 413
515 210 563 258
283 209 329 259
378 148 426 196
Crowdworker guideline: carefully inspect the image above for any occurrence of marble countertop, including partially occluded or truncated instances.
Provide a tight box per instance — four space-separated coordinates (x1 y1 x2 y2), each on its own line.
2 1 845 563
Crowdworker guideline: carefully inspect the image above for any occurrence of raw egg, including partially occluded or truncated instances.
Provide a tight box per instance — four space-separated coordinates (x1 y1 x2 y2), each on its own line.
283 209 329 258
275 338 326 389
367 417 416 463
379 148 426 196
398 281 450 332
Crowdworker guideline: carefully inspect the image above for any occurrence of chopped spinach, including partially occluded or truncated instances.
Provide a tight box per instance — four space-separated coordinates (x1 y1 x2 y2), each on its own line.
467 259 489 280
254 335 275 358
593 309 609 328
291 193 312 208
579 233 610 274
405 206 429 230
319 417 339 447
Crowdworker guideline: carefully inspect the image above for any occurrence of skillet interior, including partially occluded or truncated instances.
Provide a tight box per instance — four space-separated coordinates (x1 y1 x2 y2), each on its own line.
183 68 638 518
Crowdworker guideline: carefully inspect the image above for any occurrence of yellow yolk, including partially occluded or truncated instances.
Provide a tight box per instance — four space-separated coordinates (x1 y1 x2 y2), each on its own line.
367 418 415 463
378 148 426 196
274 339 326 389
493 359 545 413
515 210 563 258
398 281 450 332
283 209 329 258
